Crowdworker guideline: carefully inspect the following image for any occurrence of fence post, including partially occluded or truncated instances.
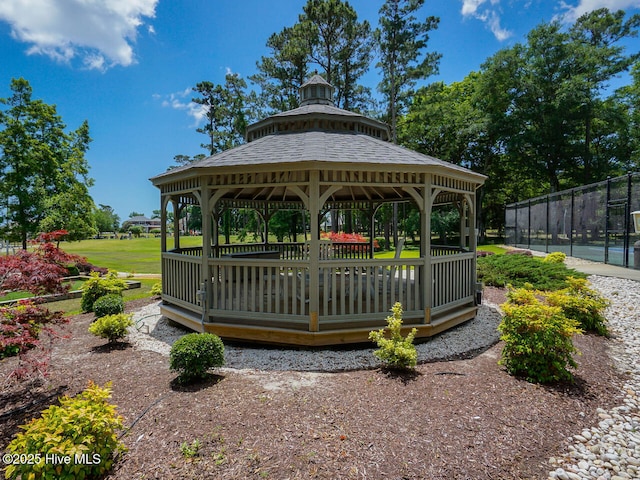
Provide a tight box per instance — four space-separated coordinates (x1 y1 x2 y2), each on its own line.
527 199 531 249
624 172 632 268
545 194 550 253
605 177 611 264
570 190 574 258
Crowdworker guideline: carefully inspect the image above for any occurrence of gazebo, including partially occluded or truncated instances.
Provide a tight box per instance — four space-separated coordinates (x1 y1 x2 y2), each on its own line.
150 75 486 346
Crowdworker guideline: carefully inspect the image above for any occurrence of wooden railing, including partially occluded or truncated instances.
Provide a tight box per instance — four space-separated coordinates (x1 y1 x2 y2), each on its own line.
162 245 476 328
431 252 475 313
162 252 202 313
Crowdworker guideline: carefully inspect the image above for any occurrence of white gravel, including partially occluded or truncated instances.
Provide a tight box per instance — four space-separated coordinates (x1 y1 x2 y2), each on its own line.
548 275 640 480
128 301 503 372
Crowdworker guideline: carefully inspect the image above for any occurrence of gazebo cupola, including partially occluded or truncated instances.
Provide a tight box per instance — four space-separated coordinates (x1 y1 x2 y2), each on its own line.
299 74 334 106
245 75 389 143
151 74 486 346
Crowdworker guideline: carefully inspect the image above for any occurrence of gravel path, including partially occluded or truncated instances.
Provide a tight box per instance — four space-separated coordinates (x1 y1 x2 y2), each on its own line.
129 301 503 371
548 275 640 480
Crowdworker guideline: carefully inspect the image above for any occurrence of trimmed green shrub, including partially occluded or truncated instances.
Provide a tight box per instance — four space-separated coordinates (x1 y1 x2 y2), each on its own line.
150 282 162 297
543 252 566 264
93 294 125 318
170 333 225 382
80 271 127 313
477 253 586 290
89 313 133 343
369 302 418 370
546 277 610 336
498 287 582 384
4 381 126 480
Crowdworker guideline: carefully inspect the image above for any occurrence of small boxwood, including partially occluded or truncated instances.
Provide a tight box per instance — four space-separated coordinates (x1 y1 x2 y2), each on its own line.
170 333 225 382
93 294 125 318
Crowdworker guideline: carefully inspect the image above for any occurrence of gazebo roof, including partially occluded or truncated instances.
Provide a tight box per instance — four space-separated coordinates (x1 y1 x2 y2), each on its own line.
150 75 486 188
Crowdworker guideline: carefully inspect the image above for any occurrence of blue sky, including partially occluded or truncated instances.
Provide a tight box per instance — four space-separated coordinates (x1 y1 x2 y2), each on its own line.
1 0 640 223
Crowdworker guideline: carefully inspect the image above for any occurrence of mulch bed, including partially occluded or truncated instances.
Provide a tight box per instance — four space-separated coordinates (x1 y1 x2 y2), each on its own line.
0 292 629 479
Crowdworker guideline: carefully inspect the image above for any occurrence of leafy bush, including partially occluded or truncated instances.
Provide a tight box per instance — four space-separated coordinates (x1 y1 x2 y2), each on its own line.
88 313 133 343
498 287 582 384
0 301 65 359
544 252 567 264
477 253 586 290
81 271 127 313
369 302 418 370
4 381 126 480
150 282 162 297
546 277 609 336
169 333 225 382
93 294 125 318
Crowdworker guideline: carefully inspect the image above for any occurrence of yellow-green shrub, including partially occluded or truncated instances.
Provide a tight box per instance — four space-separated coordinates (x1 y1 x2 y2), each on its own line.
150 282 162 297
88 313 133 343
369 302 418 370
546 277 609 336
543 252 567 264
4 382 126 480
499 287 582 383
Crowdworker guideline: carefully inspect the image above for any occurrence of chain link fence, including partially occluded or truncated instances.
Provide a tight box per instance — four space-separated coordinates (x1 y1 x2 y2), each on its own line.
505 173 640 268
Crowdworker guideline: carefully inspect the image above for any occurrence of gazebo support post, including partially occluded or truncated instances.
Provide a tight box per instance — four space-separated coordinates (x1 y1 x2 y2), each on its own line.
160 196 169 253
422 179 433 324
200 183 212 329
308 170 320 332
171 198 180 251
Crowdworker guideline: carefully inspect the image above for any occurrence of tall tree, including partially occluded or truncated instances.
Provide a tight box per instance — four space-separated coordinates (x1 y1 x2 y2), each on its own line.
250 25 310 116
93 204 120 233
0 78 95 248
375 0 441 143
568 8 640 184
192 73 250 155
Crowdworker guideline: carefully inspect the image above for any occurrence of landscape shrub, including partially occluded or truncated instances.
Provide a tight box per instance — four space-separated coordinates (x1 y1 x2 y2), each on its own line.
546 277 610 336
543 252 567 264
169 333 225 382
498 287 582 384
4 381 126 480
150 282 162 297
369 302 418 370
80 271 127 313
477 253 586 290
93 294 125 318
0 301 65 359
88 313 133 343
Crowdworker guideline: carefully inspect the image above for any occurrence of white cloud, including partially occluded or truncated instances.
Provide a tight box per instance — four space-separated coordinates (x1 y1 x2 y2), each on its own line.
460 0 513 41
0 0 157 71
559 0 640 22
156 88 207 127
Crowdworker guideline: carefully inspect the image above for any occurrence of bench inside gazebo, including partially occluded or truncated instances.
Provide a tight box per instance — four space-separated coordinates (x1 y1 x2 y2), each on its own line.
151 75 486 346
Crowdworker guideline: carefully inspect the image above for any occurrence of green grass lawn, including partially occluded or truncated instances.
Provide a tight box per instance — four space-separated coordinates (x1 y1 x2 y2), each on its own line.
45 278 160 316
61 236 202 274
60 236 508 274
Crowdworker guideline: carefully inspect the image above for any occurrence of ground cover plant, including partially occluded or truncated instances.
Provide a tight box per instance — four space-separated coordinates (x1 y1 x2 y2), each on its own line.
477 252 586 290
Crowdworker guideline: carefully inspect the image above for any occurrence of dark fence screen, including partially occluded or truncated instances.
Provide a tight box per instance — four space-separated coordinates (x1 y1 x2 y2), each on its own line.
505 173 640 268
